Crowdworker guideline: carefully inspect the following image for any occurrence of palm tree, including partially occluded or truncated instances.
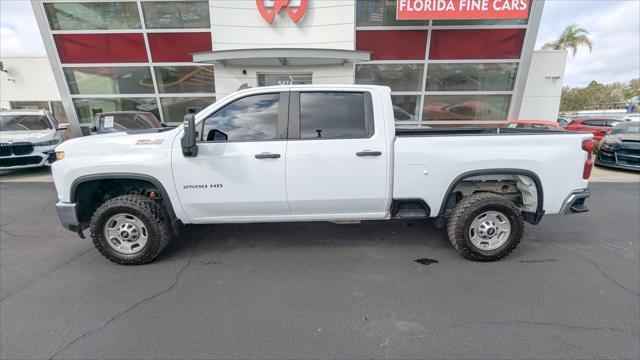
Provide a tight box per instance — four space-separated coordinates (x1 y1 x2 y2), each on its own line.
542 24 593 57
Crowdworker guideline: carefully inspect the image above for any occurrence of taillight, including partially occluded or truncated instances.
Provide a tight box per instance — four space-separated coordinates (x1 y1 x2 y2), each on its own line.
582 139 595 179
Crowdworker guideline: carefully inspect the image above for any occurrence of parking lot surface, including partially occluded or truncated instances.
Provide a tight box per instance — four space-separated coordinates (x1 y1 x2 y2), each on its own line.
1 182 639 359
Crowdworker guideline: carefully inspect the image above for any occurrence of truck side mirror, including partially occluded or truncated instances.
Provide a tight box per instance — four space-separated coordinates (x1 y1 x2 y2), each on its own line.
181 114 198 157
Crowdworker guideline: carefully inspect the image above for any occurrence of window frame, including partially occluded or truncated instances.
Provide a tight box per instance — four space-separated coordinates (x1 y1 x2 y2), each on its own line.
287 91 375 141
198 92 289 144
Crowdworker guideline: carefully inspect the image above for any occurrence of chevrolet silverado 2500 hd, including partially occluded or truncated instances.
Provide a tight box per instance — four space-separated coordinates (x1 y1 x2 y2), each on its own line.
52 85 594 265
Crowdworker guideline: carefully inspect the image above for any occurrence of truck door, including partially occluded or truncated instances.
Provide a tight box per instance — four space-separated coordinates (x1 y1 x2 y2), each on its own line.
172 92 290 222
285 91 389 219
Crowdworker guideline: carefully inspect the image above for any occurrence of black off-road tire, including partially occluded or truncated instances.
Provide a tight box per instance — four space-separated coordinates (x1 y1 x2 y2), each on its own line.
90 194 171 265
446 192 524 262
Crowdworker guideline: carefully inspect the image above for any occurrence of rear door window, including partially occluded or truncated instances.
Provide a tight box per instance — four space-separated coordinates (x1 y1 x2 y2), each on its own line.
299 92 369 139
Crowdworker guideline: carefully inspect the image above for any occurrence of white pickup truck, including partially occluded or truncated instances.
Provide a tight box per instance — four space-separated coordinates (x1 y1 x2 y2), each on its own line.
53 85 594 265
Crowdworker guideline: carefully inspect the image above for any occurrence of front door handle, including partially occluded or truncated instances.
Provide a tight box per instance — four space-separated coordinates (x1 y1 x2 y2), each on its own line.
356 150 382 157
255 153 281 159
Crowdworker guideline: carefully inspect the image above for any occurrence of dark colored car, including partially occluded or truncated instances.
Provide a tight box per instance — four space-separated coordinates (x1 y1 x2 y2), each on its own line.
595 122 640 171
90 111 163 134
563 117 621 143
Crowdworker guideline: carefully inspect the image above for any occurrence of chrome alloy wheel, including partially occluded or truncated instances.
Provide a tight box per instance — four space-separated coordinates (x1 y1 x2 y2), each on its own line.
103 213 148 254
468 210 511 251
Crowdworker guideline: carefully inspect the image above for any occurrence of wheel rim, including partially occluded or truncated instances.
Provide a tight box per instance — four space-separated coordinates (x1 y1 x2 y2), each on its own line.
103 213 148 255
468 210 511 251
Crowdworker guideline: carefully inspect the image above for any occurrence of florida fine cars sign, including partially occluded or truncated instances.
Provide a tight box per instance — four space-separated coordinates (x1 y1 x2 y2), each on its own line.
397 0 529 20
256 0 308 24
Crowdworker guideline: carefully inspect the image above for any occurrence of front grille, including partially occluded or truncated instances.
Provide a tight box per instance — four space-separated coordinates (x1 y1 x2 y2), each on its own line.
0 143 10 157
11 142 34 156
0 156 43 168
0 142 34 156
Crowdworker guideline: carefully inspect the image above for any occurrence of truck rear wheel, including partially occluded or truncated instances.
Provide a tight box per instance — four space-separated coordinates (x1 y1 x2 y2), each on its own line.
90 194 171 265
446 192 524 262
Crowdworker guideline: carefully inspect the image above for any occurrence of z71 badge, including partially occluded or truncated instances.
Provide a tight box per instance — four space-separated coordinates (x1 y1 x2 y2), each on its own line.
135 139 163 145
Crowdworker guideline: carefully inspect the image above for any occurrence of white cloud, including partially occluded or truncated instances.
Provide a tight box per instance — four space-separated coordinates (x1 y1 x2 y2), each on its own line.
0 0 46 57
536 0 640 87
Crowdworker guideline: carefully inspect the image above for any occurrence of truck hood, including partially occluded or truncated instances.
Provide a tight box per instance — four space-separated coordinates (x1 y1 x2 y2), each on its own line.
0 129 56 143
56 127 178 156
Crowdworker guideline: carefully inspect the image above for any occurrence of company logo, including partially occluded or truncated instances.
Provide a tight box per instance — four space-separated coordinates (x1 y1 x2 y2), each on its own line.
256 0 308 24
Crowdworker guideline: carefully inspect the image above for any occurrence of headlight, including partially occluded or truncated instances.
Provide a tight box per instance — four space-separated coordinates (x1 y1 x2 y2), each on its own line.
55 151 65 160
600 141 619 151
33 139 60 147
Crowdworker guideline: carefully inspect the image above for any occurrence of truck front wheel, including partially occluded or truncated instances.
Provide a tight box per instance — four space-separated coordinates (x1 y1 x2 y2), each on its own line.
446 192 524 262
90 194 171 265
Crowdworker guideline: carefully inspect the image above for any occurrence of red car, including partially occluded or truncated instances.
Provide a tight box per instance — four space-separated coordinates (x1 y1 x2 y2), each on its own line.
503 120 563 130
563 118 621 142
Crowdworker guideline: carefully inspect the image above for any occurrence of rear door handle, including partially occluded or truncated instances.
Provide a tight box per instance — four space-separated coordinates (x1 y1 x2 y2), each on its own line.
356 150 382 157
255 153 281 159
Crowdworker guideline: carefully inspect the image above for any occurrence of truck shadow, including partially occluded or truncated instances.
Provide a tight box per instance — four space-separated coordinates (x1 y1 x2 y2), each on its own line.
157 220 452 262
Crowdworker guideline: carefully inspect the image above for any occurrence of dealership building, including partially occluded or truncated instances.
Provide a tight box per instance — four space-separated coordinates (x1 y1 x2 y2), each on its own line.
4 0 565 134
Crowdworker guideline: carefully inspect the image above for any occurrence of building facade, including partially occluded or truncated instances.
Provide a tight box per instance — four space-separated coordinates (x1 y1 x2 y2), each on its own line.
30 0 545 133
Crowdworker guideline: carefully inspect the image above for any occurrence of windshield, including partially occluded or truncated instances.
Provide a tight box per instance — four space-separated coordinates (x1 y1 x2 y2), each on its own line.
611 122 640 135
99 113 159 133
0 114 52 131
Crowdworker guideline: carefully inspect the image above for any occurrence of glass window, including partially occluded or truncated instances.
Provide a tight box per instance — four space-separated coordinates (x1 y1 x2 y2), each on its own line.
582 120 605 126
161 97 215 124
430 29 526 60
50 101 68 123
9 101 49 110
423 95 511 121
201 94 279 141
356 0 426 26
426 63 518 91
44 2 141 30
154 66 214 93
392 95 419 122
299 92 367 139
97 113 161 133
0 115 53 131
142 1 210 29
355 64 424 91
64 67 154 95
72 98 159 124
606 120 621 127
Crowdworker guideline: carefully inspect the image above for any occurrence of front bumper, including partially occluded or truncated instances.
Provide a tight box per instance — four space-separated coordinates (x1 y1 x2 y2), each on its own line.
0 148 57 170
596 148 640 171
56 201 80 232
559 189 591 215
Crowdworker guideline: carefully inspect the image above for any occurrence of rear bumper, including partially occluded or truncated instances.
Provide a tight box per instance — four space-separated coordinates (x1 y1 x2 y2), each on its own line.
56 201 80 232
559 189 591 215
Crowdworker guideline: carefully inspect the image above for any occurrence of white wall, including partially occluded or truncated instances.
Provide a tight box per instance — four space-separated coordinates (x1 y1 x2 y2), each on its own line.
210 0 355 51
518 50 567 120
0 57 61 109
209 0 357 96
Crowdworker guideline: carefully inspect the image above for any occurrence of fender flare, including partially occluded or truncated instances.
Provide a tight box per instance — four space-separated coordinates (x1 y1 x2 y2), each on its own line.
437 168 544 224
70 173 180 228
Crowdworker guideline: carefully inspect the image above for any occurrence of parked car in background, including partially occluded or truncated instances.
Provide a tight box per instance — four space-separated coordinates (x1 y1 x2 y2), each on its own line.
563 118 621 143
504 120 563 130
0 110 68 170
596 121 640 171
90 111 164 134
622 113 639 122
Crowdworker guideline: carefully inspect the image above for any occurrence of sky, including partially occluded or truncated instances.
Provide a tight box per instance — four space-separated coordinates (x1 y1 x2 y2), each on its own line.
1 0 639 88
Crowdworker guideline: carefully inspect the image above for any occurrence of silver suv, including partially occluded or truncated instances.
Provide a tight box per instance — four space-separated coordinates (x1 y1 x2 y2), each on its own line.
0 109 69 170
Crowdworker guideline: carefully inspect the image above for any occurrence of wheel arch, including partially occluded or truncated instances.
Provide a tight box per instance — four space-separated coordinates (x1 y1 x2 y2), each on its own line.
70 173 180 231
438 168 544 224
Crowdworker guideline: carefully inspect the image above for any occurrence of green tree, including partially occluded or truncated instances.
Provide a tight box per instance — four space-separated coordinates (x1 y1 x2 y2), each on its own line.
542 24 593 57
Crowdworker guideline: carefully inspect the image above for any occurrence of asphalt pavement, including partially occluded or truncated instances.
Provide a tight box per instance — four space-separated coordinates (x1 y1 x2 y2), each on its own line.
0 182 639 359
